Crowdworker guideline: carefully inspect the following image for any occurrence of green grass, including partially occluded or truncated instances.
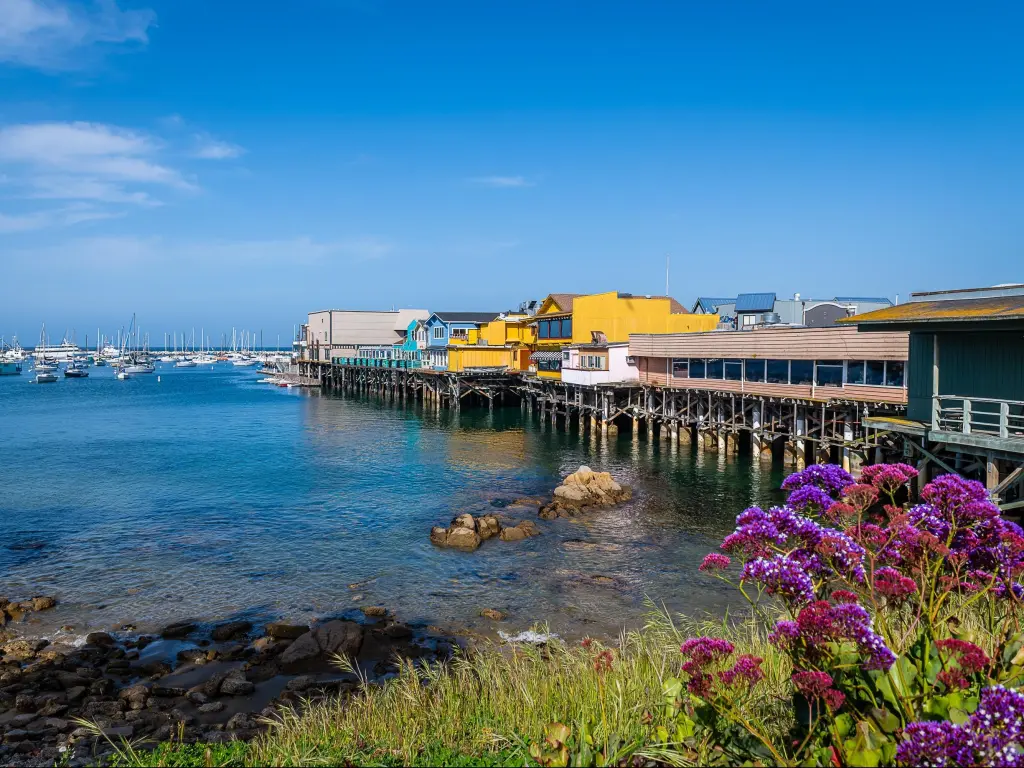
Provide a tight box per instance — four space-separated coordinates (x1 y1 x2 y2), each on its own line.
101 606 792 767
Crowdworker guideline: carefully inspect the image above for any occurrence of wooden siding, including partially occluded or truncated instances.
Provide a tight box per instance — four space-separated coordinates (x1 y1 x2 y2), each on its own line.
637 357 907 404
629 326 909 360
907 333 935 422
938 332 1024 403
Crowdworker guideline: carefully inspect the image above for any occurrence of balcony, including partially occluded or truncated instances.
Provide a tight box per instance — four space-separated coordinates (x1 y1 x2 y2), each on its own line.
933 396 1024 448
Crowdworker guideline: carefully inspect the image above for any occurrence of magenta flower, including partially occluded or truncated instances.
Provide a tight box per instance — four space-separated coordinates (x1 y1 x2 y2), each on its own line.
699 553 731 572
873 566 918 601
741 554 816 607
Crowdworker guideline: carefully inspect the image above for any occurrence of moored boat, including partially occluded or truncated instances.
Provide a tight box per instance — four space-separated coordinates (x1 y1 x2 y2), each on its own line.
35 372 57 383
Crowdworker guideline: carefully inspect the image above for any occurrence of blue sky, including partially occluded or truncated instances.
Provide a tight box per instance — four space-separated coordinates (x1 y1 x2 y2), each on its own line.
1 1 1022 345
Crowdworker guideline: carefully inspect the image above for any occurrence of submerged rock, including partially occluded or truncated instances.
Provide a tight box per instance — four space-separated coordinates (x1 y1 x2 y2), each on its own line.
160 621 197 639
265 622 309 640
499 520 540 542
539 466 632 519
480 608 506 621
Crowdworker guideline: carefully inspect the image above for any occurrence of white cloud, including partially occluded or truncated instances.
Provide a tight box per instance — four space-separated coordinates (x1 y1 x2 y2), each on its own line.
0 0 155 71
0 121 203 228
191 135 245 160
0 203 119 233
469 175 534 188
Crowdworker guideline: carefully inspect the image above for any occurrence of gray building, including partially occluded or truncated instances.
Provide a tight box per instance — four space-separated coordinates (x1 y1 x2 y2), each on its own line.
306 308 431 362
692 292 893 330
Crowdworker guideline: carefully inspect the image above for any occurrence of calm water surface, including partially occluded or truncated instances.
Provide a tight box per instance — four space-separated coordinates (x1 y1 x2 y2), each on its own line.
0 365 785 641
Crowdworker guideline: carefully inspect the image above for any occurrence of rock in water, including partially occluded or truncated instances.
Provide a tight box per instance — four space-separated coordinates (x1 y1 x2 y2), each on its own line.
480 608 506 621
446 526 481 550
477 515 501 540
211 621 252 642
499 520 541 542
265 622 309 640
430 513 485 550
161 621 197 639
539 466 632 518
279 620 364 670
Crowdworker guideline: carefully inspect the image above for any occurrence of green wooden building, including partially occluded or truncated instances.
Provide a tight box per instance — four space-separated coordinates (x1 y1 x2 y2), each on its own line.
842 286 1024 511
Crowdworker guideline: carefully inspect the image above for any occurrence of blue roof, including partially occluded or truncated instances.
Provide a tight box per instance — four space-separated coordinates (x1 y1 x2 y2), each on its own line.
833 296 892 305
693 296 735 313
734 292 777 312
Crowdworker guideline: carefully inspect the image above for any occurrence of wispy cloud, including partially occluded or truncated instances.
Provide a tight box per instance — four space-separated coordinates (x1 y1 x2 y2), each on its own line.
0 120 208 230
191 134 246 160
0 203 119 233
469 175 535 188
0 0 156 71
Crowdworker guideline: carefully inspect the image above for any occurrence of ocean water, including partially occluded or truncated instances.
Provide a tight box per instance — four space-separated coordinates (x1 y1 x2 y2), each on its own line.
0 364 786 641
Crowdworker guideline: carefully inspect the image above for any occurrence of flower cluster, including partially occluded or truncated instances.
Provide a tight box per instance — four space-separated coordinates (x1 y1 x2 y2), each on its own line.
934 637 991 690
861 463 918 496
699 553 731 572
741 554 816 606
782 464 855 496
896 685 1024 766
873 566 918 602
679 638 764 698
791 670 845 711
771 600 896 671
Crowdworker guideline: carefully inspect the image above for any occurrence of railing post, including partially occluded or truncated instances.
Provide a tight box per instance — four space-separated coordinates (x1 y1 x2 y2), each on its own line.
962 398 971 435
931 396 940 431
1000 401 1010 439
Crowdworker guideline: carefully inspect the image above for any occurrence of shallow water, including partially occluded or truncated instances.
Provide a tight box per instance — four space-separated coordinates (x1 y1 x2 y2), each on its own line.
0 365 786 641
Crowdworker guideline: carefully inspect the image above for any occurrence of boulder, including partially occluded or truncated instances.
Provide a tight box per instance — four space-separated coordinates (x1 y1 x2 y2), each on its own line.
476 515 501 540
211 621 252 642
360 606 387 618
429 527 449 547
285 675 315 692
198 701 225 714
265 623 309 640
446 527 481 550
278 620 364 670
539 466 632 518
160 622 196 639
29 597 57 612
218 670 254 696
499 520 540 542
480 609 506 621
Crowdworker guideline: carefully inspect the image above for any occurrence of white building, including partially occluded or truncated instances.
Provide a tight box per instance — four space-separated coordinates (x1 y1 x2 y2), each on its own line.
560 342 639 386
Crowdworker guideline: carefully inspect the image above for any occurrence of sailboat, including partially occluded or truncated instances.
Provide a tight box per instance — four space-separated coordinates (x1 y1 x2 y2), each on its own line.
175 329 197 367
34 324 58 374
121 314 155 374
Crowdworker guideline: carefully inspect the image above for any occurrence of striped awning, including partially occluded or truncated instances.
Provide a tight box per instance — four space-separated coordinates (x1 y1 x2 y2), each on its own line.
530 350 563 362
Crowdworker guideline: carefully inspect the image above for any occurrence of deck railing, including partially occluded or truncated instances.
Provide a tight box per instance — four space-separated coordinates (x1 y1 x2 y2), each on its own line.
933 395 1024 440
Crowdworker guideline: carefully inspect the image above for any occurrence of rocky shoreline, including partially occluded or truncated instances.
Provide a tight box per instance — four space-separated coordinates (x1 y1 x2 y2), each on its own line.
2 467 637 766
1 599 461 767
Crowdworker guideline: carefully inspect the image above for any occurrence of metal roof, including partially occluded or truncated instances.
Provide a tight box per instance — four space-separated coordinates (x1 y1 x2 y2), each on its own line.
693 297 735 313
431 312 501 323
530 350 563 361
833 296 892 304
840 295 1024 325
734 292 777 312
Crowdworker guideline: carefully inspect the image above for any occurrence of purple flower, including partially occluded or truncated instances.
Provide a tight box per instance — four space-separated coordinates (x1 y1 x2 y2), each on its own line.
741 555 816 607
680 637 734 664
699 553 731 572
861 463 918 495
782 464 855 496
771 600 895 672
874 566 917 601
896 686 1024 767
718 654 764 687
787 486 835 514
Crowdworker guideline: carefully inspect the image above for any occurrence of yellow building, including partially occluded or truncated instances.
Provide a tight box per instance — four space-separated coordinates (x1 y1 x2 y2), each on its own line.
447 313 537 373
529 291 718 379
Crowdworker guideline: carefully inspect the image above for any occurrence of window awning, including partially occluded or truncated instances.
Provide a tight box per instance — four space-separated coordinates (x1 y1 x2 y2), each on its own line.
530 350 563 362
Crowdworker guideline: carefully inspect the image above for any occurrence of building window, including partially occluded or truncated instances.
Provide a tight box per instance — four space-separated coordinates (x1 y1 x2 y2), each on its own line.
706 358 724 379
766 360 789 384
537 359 561 372
724 359 743 381
847 360 865 385
865 360 885 386
561 317 572 338
580 355 606 370
538 320 549 339
884 360 905 387
690 358 707 378
450 328 468 339
741 314 757 327
744 359 766 382
432 326 445 340
672 358 688 378
815 360 844 387
791 360 814 385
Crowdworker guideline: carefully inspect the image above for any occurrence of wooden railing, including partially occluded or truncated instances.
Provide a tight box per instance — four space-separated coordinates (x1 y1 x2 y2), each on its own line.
933 396 1024 440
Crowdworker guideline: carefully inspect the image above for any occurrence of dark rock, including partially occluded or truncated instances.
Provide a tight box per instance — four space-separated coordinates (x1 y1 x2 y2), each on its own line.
30 597 56 612
14 693 35 712
279 620 363 670
161 622 196 639
285 675 315 692
225 713 254 731
83 700 124 718
176 649 210 665
64 686 86 703
211 621 252 642
218 670 254 696
150 685 187 698
383 623 413 639
265 623 308 640
3 729 28 742
198 701 225 714
360 606 387 618
480 608 507 621
85 632 115 649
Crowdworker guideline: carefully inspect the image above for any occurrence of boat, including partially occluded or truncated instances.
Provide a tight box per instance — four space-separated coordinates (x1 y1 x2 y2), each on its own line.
116 368 132 380
35 372 57 383
123 363 155 374
232 358 257 367
175 358 197 368
94 358 107 367
64 361 90 378
0 361 21 376
32 324 80 362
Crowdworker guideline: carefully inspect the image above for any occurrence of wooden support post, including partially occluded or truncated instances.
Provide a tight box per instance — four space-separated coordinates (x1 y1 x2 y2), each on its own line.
986 453 1000 491
752 402 763 459
842 421 853 473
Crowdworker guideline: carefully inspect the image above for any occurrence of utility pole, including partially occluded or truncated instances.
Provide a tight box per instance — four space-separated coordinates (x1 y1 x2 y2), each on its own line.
665 253 670 296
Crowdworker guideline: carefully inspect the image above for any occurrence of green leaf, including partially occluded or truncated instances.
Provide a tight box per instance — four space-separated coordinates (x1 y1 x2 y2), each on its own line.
835 713 854 739
870 707 900 734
